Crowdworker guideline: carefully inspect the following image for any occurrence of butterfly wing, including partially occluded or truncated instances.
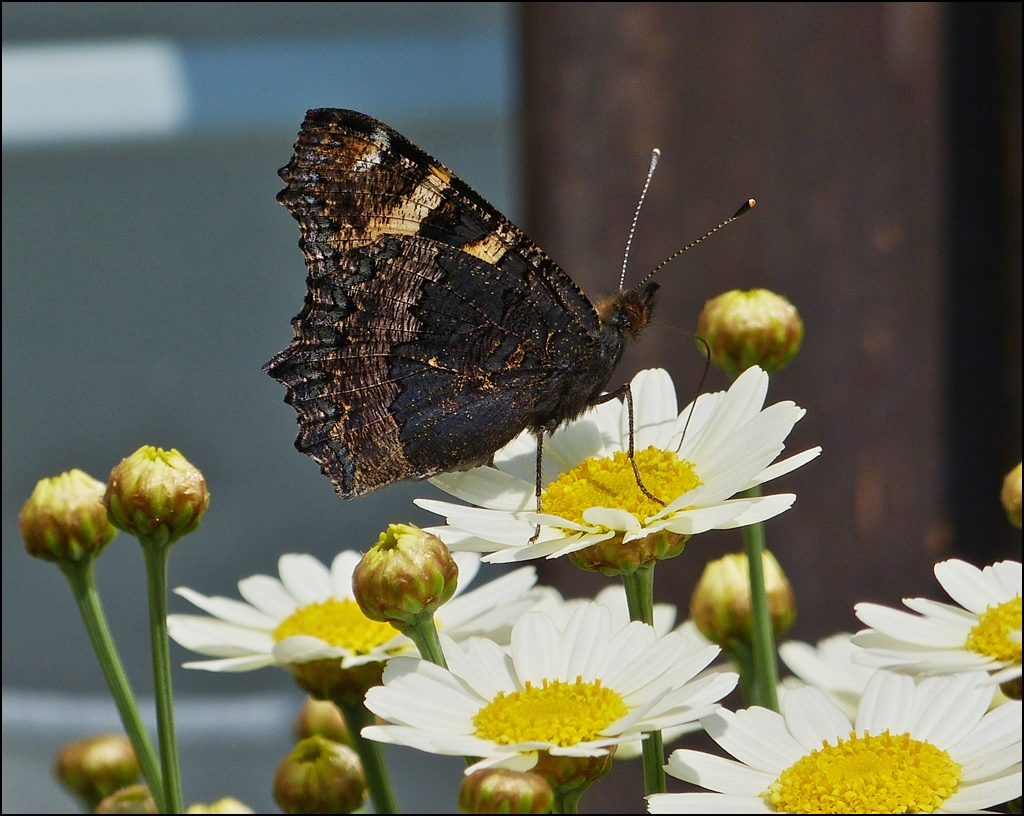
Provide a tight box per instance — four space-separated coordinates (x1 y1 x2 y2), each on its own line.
265 109 618 498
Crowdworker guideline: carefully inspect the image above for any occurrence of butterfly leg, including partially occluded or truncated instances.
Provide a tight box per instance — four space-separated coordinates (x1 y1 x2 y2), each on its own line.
592 384 666 507
528 430 544 544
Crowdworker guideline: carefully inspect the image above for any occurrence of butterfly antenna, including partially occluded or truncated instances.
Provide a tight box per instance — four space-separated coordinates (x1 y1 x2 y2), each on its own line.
635 198 757 289
618 148 662 292
676 335 714 451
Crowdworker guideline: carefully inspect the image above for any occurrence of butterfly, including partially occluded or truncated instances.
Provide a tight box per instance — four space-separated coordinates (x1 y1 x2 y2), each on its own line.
265 108 664 499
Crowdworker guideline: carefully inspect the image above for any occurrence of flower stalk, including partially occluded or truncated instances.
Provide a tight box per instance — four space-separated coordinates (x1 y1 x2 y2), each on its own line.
741 484 780 711
335 699 399 814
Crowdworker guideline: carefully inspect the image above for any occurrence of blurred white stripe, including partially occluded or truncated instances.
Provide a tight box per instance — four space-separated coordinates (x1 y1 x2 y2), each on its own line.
2 40 188 145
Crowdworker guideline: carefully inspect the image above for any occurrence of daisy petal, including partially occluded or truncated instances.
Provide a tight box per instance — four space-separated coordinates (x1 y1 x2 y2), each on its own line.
782 686 851 750
939 769 1023 813
277 554 332 605
853 603 967 647
934 559 1005 613
428 468 534 512
711 494 796 529
744 447 822 489
172 587 278 629
237 574 297 618
329 551 361 600
665 748 775 795
181 654 277 672
648 793 774 813
854 670 915 736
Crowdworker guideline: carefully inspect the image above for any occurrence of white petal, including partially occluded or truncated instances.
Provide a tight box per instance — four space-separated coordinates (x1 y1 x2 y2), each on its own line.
166 615 275 656
544 412 609 469
782 686 851 750
685 367 770 458
662 502 752 535
664 748 775 795
648 793 772 813
582 506 642 533
415 500 540 545
744 447 822 489
272 636 351 665
443 637 518 700
491 428 540 483
989 560 1023 597
625 368 679 450
557 603 611 682
329 551 361 600
910 673 992 748
428 468 535 512
934 559 1004 612
237 574 297 619
702 707 801 773
277 553 332 605
511 611 561 685
900 597 978 625
853 603 968 647
437 566 537 633
855 670 915 735
672 391 726 458
711 494 796 528
172 587 278 629
181 654 277 672
948 700 1023 766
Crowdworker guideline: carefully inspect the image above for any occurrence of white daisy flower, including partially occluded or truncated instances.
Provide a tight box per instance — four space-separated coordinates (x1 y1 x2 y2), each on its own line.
167 550 538 671
415 366 820 564
361 602 738 774
777 632 876 720
648 670 1022 814
529 585 729 759
852 559 1021 684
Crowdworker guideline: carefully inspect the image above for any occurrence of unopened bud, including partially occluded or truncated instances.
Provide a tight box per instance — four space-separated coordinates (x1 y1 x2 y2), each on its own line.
94 784 157 814
185 797 254 813
697 289 804 377
568 529 687 576
690 550 796 647
352 524 459 629
273 736 366 815
104 446 210 545
53 733 140 810
458 768 554 814
1001 462 1022 529
287 659 384 709
293 697 350 746
20 470 116 563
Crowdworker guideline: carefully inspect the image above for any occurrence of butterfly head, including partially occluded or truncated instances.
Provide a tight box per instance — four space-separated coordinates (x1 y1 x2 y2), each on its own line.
597 281 660 341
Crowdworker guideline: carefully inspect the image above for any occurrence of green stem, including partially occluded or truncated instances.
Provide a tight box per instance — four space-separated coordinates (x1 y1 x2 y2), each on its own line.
621 564 665 794
59 559 166 812
551 785 585 814
401 616 447 669
724 638 758 706
740 485 779 712
141 539 184 813
337 700 400 814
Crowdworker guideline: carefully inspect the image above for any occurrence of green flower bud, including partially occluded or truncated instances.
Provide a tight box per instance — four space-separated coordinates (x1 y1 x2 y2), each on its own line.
53 733 141 810
458 768 554 814
568 529 687 576
185 797 255 813
531 750 613 803
293 697 351 746
104 446 209 545
697 289 804 377
273 736 367 815
94 784 158 814
20 470 117 563
690 550 796 647
1001 462 1022 529
352 523 459 629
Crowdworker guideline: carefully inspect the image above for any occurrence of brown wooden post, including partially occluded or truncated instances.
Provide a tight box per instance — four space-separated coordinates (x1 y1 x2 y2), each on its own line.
518 4 997 809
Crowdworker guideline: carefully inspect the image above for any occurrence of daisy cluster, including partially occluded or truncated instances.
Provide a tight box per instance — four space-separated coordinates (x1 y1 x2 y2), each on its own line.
165 367 1020 814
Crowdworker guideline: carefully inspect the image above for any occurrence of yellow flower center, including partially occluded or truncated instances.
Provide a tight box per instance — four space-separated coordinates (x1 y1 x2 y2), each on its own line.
273 599 398 654
766 730 961 813
541 447 701 526
473 677 628 747
965 596 1022 664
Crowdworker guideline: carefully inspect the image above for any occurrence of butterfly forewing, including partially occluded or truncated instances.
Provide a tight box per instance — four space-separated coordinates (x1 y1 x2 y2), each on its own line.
266 109 630 498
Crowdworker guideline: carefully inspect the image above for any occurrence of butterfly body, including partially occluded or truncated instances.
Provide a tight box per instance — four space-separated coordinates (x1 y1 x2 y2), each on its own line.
265 109 657 498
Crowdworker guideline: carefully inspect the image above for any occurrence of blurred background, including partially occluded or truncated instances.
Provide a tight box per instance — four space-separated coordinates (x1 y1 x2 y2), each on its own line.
3 3 1020 813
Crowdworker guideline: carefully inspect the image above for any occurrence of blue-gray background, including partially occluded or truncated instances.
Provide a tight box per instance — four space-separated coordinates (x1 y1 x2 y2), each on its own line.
3 4 517 812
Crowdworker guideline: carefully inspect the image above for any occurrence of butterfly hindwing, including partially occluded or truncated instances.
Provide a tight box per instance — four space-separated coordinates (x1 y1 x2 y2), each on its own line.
266 109 621 498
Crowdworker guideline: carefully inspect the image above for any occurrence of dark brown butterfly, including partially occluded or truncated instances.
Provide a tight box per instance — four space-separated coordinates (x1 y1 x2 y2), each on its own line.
265 109 737 499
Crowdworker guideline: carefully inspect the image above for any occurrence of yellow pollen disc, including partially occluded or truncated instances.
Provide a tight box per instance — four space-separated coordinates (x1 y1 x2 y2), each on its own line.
766 730 961 814
473 677 628 747
273 599 398 654
965 596 1022 664
541 447 701 527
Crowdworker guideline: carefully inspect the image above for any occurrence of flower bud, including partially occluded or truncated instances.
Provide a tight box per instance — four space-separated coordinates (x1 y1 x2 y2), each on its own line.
690 550 796 647
185 797 254 813
352 523 459 629
1001 462 1022 529
458 768 554 814
20 470 116 563
53 733 141 810
293 697 350 746
531 750 614 801
273 735 366 815
94 784 158 814
697 289 804 377
568 529 687 576
104 446 210 545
